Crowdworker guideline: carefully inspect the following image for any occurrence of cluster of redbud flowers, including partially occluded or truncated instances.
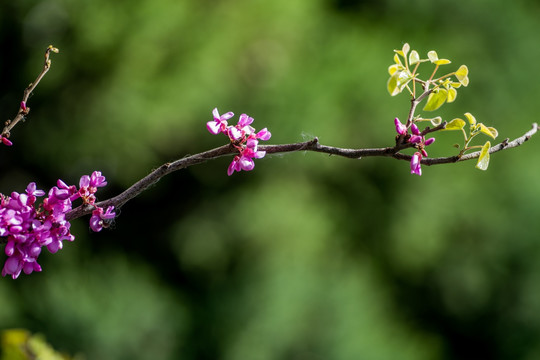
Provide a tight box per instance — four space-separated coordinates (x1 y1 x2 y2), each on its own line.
206 108 271 175
394 118 435 176
1 171 115 279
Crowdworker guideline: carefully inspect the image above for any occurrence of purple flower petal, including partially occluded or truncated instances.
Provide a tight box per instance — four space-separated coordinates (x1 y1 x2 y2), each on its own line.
425 137 435 146
206 121 222 135
394 118 407 135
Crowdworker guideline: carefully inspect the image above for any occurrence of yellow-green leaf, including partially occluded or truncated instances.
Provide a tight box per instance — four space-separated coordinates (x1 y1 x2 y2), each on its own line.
423 89 448 111
387 70 412 96
434 58 451 65
388 64 400 75
464 112 476 126
409 50 420 65
387 73 399 96
394 53 403 66
428 50 438 62
455 65 469 86
478 123 498 139
488 127 499 138
444 118 466 130
447 87 457 103
476 141 491 170
402 43 410 57
430 116 442 126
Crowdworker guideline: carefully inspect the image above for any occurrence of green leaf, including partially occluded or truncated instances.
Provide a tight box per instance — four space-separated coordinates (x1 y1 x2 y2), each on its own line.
409 50 420 65
476 141 491 170
423 89 448 111
387 70 412 96
464 112 476 125
393 53 403 66
402 43 410 58
447 87 457 103
427 50 438 62
478 123 498 139
488 127 499 138
434 58 451 65
387 71 400 96
388 64 400 75
455 65 469 86
430 116 442 126
444 118 466 130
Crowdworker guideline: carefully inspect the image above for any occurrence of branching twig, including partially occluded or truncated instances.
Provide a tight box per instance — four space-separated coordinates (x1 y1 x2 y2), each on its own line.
65 122 538 221
2 45 59 138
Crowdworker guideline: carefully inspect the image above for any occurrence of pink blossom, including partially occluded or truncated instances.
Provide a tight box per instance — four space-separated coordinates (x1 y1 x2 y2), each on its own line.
410 152 422 176
394 118 407 135
0 136 13 146
208 108 271 176
1 172 112 279
207 108 234 135
89 206 116 232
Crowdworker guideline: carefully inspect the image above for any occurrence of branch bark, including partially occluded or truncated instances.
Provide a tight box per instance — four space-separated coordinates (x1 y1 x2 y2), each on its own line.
2 46 59 138
65 122 538 221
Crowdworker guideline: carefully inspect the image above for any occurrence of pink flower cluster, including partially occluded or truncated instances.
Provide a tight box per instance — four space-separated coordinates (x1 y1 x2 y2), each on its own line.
1 171 114 279
207 108 271 176
394 118 435 176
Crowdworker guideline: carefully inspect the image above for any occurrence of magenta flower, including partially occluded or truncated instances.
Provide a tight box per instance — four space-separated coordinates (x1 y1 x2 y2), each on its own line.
207 108 234 135
89 206 116 232
1 171 112 279
208 108 271 176
0 136 13 146
393 118 436 176
410 152 422 176
394 118 407 135
256 128 271 141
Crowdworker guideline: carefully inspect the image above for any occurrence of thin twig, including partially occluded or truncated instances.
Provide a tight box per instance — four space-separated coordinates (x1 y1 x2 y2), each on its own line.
65 122 538 221
2 45 59 138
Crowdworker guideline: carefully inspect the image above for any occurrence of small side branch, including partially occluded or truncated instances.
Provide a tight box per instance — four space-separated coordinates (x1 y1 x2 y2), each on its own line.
65 123 538 221
2 45 59 138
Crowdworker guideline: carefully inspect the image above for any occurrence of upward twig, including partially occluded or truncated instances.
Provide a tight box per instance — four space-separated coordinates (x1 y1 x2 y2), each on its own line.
2 45 59 138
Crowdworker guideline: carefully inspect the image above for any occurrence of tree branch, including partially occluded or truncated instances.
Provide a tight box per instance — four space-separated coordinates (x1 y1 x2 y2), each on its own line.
65 122 538 221
2 45 58 138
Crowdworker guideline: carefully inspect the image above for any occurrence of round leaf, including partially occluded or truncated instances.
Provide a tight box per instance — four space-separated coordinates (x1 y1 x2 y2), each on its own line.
476 141 491 170
447 87 457 103
409 50 420 65
388 64 400 75
464 112 477 126
402 43 410 57
434 59 452 65
430 116 442 126
428 50 438 62
479 123 498 139
444 118 466 131
423 89 448 111
456 65 469 86
387 71 402 96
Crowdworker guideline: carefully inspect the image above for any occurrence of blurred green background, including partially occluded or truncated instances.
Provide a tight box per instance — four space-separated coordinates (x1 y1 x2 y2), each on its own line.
1 0 540 359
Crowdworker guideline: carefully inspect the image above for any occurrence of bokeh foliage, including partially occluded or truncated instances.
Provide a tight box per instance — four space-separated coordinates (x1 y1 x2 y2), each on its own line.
1 0 540 359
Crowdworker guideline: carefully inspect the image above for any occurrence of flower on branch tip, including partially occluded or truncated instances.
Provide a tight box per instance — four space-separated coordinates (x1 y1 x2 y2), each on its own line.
1 171 110 279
